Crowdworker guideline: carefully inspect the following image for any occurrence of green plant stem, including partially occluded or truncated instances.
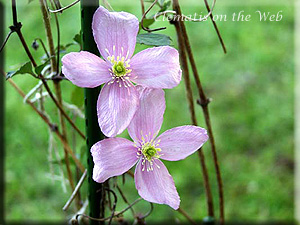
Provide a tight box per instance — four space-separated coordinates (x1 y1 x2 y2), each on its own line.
81 1 106 224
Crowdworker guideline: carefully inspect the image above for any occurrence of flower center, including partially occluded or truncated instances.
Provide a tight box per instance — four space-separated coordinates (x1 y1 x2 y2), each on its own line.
112 61 127 77
142 144 160 161
105 46 134 88
137 139 162 172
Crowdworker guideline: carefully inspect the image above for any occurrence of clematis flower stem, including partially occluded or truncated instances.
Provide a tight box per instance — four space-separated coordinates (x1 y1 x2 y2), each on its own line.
173 0 225 224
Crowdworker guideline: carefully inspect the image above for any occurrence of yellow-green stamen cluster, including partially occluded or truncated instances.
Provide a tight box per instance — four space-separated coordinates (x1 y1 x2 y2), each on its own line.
137 132 162 172
142 144 161 162
112 61 127 77
105 46 133 88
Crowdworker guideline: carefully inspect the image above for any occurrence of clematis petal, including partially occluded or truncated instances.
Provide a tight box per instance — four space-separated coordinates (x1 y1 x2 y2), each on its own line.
62 51 111 88
130 46 182 89
92 6 139 61
128 86 165 143
91 138 138 183
157 126 208 161
135 159 180 210
97 81 139 137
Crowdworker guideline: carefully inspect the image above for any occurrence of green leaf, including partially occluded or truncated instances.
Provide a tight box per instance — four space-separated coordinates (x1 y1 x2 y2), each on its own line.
35 59 51 75
143 18 155 28
65 43 76 48
73 33 82 46
71 86 84 107
136 33 172 46
6 62 35 80
56 32 81 55
28 0 35 3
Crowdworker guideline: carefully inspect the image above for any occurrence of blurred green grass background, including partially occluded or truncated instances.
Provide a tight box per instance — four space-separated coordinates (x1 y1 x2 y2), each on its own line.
1 0 294 223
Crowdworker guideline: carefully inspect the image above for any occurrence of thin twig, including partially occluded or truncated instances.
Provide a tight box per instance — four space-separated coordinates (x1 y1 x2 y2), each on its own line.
180 13 224 225
172 2 215 218
39 0 79 208
140 0 145 15
76 198 143 222
46 79 86 139
48 0 80 13
2 71 85 173
138 203 153 219
116 185 135 216
0 31 13 53
173 20 197 125
177 207 198 225
42 75 86 139
141 0 166 32
203 0 227 54
33 38 50 58
39 0 57 72
153 0 216 23
49 130 68 192
49 0 61 76
63 170 87 211
180 0 216 22
48 0 83 208
173 0 225 223
126 170 134 178
54 80 76 189
11 0 18 26
153 10 176 20
9 0 86 139
56 131 85 173
15 28 37 67
105 188 118 225
70 199 89 224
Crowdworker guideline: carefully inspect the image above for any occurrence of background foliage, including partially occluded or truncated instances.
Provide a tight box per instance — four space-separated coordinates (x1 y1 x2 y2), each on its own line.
2 0 294 223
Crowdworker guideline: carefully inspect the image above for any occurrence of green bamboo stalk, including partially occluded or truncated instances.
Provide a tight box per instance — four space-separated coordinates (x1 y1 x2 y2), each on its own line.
81 1 105 224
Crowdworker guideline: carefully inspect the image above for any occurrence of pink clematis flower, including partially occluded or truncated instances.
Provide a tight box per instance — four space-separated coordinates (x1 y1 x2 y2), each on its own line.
62 6 182 137
91 87 208 209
